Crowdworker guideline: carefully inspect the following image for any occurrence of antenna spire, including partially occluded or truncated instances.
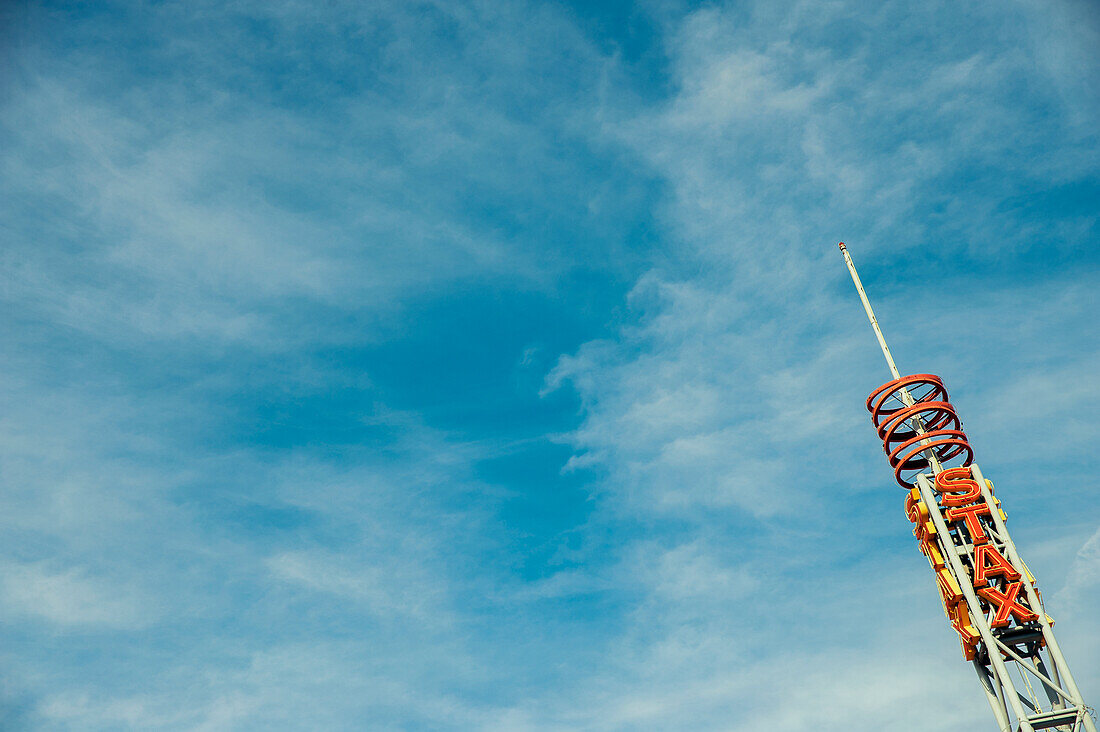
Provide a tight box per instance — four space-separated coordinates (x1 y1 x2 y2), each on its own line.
838 242 902 382
841 242 935 467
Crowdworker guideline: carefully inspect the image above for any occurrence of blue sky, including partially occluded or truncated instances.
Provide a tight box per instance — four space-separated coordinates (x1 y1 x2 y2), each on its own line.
0 0 1098 729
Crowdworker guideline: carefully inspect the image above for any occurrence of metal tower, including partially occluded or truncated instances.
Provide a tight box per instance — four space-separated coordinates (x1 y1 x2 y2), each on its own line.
840 243 1096 732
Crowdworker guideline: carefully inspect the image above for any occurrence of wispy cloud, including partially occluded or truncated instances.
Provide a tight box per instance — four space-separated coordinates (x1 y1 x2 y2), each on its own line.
0 561 150 628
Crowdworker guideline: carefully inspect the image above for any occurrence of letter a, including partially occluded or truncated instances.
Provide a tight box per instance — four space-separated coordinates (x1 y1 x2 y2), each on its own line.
972 544 1020 587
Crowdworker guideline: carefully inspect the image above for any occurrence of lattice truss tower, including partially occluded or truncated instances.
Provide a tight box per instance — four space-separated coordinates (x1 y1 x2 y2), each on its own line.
840 243 1096 732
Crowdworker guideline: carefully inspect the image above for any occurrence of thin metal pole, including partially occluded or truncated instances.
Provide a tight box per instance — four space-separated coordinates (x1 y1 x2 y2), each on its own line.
839 242 943 472
839 242 903 383
974 658 1015 731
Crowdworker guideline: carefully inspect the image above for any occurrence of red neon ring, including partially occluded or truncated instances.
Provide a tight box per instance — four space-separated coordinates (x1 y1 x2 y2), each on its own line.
877 401 960 444
869 385 951 428
866 374 947 417
888 428 971 468
889 434 974 488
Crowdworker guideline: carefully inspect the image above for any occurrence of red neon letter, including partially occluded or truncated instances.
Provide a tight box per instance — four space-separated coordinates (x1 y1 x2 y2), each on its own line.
978 582 1037 627
934 467 981 507
946 503 992 544
972 544 1020 587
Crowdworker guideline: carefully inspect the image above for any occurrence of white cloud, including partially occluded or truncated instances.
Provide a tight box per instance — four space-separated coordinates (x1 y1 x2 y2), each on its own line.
266 549 446 620
0 561 150 628
1056 526 1100 619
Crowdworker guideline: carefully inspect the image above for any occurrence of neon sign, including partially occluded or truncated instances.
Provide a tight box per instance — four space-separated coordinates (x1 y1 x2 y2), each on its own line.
841 242 1095 731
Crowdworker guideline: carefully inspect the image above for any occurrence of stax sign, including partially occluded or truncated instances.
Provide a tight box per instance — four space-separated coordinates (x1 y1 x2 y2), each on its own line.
904 466 1040 659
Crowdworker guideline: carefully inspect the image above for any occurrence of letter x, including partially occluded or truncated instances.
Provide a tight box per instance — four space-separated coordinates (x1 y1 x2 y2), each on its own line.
978 582 1037 627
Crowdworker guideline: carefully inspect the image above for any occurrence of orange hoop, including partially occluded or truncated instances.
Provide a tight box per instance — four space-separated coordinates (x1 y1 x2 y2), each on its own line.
867 374 974 488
